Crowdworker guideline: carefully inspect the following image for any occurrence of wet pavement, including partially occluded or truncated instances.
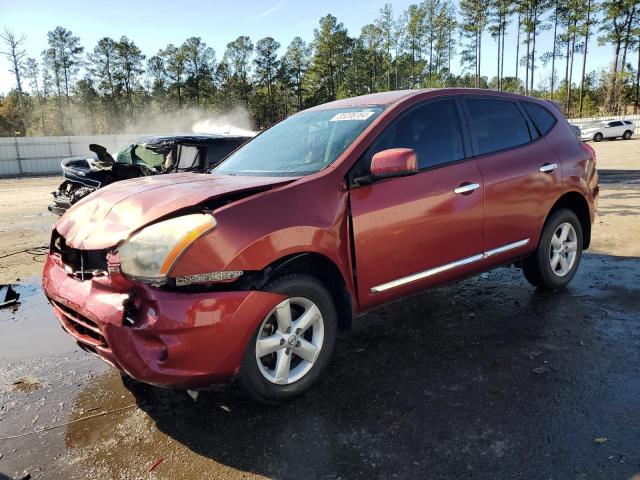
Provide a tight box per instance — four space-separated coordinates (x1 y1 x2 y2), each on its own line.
0 248 639 479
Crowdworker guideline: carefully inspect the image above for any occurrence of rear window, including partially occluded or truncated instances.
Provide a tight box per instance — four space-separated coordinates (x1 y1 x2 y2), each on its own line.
465 98 532 155
522 102 557 136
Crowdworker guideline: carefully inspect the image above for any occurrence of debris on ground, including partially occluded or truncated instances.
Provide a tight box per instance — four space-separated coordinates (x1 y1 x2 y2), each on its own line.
219 404 231 413
149 458 164 472
186 390 199 401
531 366 550 374
11 378 41 392
0 285 20 309
595 437 608 444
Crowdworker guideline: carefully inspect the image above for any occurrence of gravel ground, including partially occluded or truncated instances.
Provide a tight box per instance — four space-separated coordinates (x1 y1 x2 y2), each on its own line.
0 138 638 480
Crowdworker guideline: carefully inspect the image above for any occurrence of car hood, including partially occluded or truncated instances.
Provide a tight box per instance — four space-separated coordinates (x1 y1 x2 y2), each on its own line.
56 172 297 249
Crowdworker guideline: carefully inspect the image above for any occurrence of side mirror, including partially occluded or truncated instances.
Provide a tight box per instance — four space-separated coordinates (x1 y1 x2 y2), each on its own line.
370 148 418 179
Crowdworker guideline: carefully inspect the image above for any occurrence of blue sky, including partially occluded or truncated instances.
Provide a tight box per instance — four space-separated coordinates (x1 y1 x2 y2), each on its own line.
0 0 612 95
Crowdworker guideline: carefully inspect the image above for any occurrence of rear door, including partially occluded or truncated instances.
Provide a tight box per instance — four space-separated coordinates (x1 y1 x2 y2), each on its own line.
462 97 563 259
349 98 484 309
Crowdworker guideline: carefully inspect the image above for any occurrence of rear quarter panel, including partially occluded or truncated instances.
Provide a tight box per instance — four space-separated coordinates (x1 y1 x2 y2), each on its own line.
543 108 598 221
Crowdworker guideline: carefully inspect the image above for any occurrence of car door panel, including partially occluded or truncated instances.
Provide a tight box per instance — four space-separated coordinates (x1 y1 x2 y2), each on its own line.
476 139 563 256
462 97 564 261
351 159 484 309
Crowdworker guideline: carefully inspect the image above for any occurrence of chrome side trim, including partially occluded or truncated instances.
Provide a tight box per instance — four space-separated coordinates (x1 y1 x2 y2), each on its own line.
483 238 530 258
370 238 530 294
370 254 484 293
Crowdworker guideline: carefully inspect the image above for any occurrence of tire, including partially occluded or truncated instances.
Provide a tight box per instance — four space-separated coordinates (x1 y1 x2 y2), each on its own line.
522 208 583 291
623 130 632 140
239 274 337 404
593 132 603 142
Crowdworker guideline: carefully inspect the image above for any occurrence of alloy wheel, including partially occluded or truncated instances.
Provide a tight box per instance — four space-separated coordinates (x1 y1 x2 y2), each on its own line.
549 222 578 277
255 297 325 385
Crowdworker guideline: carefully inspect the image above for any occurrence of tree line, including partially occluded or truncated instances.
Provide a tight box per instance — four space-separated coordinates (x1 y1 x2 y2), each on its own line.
0 0 638 137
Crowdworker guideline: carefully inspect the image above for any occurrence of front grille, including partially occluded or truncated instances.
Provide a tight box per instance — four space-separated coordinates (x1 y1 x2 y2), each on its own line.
50 299 110 350
51 230 109 280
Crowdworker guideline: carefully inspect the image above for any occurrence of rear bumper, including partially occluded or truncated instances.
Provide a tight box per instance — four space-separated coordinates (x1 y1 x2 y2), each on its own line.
42 254 285 388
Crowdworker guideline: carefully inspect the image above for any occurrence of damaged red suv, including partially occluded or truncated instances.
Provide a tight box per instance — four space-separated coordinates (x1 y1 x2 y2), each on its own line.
43 89 598 403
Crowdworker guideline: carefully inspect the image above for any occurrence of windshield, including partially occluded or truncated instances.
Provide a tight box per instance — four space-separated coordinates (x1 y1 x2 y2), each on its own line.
214 106 383 176
585 121 605 128
116 144 168 169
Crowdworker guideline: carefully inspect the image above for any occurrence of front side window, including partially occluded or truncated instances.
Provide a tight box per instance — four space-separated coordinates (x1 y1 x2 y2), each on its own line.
466 98 532 155
176 145 200 170
215 107 383 176
351 99 464 179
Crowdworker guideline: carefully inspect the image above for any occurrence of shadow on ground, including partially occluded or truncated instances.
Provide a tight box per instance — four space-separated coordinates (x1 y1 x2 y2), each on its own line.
63 252 640 479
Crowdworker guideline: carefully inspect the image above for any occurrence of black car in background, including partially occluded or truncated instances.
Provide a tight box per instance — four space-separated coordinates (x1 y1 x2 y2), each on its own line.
49 133 252 215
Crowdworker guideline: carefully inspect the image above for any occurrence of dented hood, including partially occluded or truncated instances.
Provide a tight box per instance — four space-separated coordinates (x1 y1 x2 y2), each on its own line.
56 172 296 249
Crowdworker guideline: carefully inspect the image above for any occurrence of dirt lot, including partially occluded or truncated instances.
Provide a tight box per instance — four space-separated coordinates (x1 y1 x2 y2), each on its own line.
0 138 639 479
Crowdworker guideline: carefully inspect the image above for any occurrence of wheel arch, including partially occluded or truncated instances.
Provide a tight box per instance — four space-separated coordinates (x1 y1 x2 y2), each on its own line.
260 252 353 331
544 191 592 249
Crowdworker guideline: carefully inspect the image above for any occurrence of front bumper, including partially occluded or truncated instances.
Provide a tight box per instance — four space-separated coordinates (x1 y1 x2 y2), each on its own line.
580 132 596 140
42 253 285 388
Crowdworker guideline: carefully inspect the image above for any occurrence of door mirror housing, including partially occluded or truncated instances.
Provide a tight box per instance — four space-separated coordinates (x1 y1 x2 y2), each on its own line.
370 148 418 180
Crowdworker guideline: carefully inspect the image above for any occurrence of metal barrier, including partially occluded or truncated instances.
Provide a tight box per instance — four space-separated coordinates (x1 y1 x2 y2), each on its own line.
0 134 140 177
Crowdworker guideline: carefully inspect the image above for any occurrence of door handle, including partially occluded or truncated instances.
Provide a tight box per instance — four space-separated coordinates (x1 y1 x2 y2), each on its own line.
453 182 480 194
539 163 558 173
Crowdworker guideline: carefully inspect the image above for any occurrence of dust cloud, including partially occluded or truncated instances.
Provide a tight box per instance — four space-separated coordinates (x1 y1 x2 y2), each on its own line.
65 106 257 137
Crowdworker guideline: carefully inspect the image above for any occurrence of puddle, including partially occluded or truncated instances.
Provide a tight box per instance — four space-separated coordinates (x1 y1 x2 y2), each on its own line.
0 277 77 361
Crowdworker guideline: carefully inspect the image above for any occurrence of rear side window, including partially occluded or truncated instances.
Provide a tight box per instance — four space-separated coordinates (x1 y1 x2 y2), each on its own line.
522 102 557 136
465 98 532 155
206 140 245 167
624 120 632 125
364 99 465 171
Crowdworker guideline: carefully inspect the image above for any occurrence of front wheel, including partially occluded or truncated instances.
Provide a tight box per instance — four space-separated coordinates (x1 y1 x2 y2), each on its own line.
522 209 583 290
593 132 603 142
239 274 337 404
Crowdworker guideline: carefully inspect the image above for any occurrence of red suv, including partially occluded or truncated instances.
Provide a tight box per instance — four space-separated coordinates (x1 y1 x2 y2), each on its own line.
42 89 598 403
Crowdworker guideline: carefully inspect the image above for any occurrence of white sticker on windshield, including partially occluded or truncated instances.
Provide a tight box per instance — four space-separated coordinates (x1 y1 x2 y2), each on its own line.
330 111 376 122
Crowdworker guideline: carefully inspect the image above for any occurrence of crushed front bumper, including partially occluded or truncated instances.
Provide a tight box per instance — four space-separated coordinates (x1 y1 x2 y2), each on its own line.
42 253 285 388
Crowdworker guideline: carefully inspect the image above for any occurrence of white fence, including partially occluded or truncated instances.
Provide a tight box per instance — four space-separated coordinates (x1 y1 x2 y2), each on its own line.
567 114 640 135
0 134 140 177
1 113 639 177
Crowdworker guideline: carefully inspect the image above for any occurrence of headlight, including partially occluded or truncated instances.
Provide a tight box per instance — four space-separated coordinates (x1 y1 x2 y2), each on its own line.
118 214 216 284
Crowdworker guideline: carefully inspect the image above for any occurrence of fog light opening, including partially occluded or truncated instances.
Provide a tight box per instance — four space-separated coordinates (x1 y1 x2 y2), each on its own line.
123 299 139 327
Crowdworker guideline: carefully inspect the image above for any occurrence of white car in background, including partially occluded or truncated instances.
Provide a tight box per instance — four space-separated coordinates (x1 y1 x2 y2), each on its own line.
580 119 635 142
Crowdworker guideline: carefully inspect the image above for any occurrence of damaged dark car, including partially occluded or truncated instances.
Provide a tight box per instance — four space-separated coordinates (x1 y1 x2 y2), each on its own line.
49 133 252 215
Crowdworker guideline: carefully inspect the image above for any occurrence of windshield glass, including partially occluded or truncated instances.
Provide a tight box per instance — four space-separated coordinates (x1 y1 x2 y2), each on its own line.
116 144 168 169
585 121 605 128
214 106 383 176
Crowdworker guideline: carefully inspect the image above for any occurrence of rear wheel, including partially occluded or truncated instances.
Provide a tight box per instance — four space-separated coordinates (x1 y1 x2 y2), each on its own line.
239 274 337 404
522 209 583 290
623 130 632 140
593 132 603 142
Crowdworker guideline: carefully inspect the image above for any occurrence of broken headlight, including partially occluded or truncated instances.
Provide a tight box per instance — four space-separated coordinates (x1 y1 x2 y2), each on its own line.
117 214 216 285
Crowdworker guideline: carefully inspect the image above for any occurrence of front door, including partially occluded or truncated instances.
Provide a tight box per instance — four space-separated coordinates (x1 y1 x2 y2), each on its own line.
349 98 484 309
